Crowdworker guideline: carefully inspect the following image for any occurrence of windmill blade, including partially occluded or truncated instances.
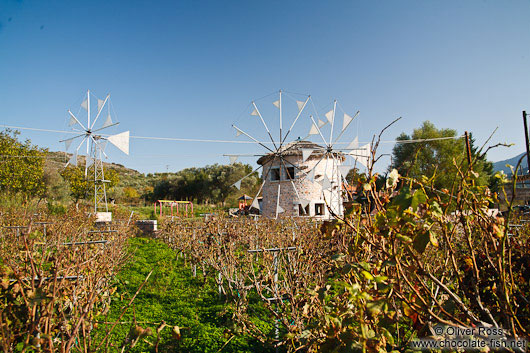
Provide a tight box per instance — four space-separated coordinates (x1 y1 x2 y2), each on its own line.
307 167 315 182
296 100 305 111
68 110 86 130
338 165 351 178
329 100 337 147
325 109 334 123
272 100 280 108
301 151 327 183
68 139 84 167
251 101 278 150
60 133 85 150
107 131 130 155
231 164 264 189
249 157 276 211
92 121 119 133
251 197 260 210
308 123 319 135
342 111 359 132
84 155 93 177
251 181 265 210
343 113 353 131
301 148 313 162
65 137 86 167
333 111 360 146
81 98 88 111
281 95 310 145
232 125 275 154
346 137 359 151
229 155 238 164
102 114 113 128
309 115 328 146
279 90 282 145
91 94 110 129
348 144 371 168
320 175 332 190
255 154 282 218
98 139 108 153
275 182 282 218
68 151 78 167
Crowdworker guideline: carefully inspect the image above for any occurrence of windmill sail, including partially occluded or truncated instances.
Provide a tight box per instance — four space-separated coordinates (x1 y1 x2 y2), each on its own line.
68 152 77 167
102 114 113 128
107 131 130 155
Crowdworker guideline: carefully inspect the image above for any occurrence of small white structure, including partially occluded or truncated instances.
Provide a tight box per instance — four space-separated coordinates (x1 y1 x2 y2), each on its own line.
257 141 345 219
95 211 112 223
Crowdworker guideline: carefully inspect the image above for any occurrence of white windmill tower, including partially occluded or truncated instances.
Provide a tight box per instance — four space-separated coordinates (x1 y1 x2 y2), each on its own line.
60 90 130 219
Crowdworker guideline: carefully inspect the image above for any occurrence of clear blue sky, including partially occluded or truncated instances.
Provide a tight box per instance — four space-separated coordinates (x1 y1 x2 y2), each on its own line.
1 0 529 174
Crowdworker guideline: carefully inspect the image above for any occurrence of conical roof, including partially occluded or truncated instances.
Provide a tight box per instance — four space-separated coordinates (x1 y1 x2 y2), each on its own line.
257 140 344 165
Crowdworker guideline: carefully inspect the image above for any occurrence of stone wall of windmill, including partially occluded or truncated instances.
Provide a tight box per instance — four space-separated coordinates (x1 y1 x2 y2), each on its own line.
257 141 345 219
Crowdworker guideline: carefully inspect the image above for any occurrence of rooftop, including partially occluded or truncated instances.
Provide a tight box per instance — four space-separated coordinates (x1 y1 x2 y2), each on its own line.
256 140 345 165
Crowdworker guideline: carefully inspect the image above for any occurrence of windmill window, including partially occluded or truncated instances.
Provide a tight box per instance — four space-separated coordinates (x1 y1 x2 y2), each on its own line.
314 203 325 216
285 167 295 180
271 167 281 181
298 203 310 216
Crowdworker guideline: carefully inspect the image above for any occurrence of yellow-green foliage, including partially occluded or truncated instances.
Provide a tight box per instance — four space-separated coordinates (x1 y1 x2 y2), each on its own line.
0 130 46 197
60 165 119 203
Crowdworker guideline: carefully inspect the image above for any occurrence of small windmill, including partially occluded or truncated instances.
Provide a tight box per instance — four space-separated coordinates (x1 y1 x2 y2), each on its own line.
60 90 129 214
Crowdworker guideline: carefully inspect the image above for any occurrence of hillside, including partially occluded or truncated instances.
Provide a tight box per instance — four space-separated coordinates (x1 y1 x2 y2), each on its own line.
44 150 155 204
43 150 258 208
46 150 143 179
492 152 528 175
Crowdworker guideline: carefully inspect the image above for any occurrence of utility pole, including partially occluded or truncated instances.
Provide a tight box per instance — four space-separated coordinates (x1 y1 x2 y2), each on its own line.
464 131 472 165
523 111 530 175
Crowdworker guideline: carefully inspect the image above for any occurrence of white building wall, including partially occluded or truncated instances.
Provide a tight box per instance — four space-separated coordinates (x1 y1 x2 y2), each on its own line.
260 154 344 219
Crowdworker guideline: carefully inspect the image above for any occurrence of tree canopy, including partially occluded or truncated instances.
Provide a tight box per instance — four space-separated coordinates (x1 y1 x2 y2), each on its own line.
61 164 119 203
152 163 260 204
0 130 46 197
390 121 492 189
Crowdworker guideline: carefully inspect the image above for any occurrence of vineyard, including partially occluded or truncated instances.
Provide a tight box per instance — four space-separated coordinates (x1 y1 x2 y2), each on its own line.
0 203 136 351
1 159 529 352
2 0 530 351
152 168 530 352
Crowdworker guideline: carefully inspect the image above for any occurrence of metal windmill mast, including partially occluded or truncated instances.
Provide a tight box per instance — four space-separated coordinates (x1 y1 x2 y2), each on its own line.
60 90 130 213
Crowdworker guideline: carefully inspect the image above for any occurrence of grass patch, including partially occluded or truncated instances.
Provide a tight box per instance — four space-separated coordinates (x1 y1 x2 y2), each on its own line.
93 237 274 352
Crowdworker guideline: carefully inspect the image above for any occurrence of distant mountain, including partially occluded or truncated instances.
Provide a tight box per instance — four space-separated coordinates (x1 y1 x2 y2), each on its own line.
45 150 149 191
493 152 528 175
